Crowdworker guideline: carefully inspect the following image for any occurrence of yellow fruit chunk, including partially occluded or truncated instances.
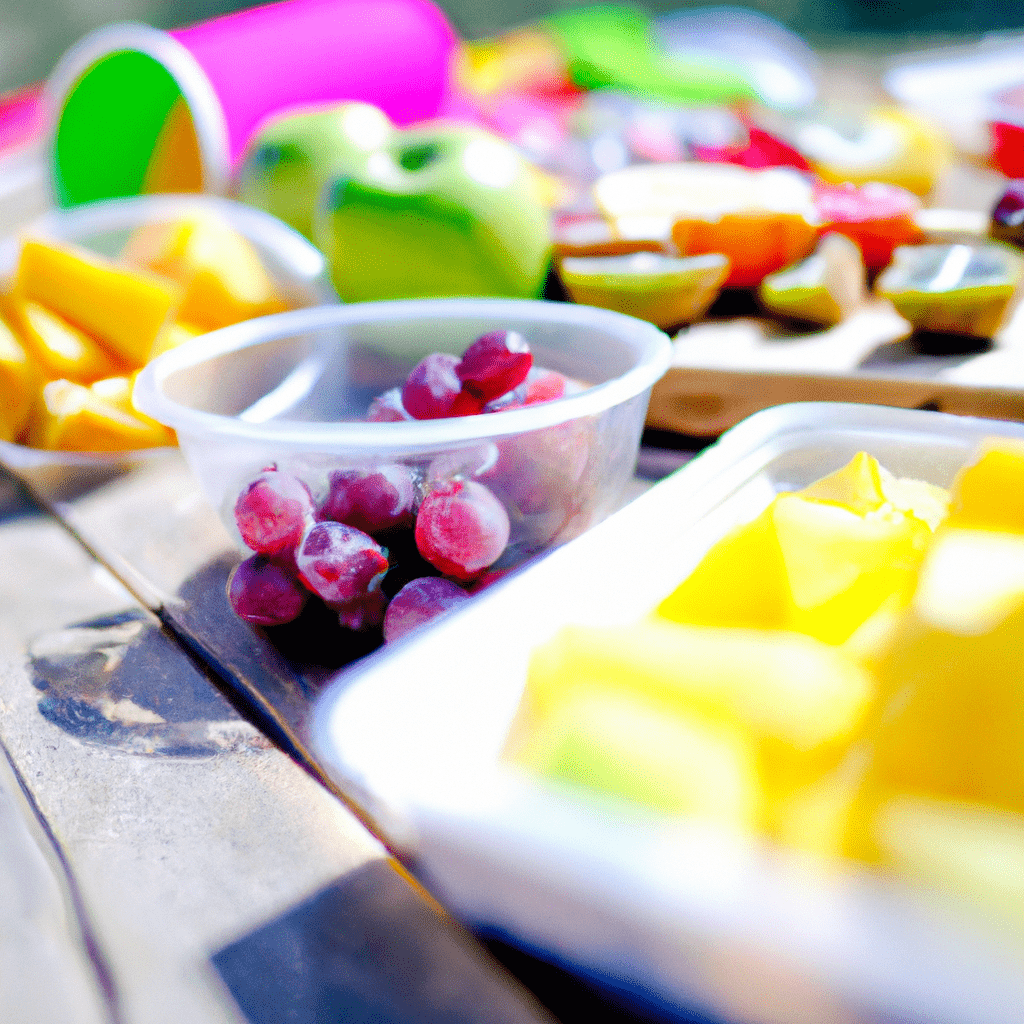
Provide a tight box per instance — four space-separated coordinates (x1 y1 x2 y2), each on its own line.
521 621 872 807
946 440 1024 533
514 688 759 827
769 751 867 859
0 316 38 442
657 503 793 631
1 295 123 384
17 238 180 367
798 449 888 514
32 378 174 452
149 321 200 361
844 528 1024 863
772 493 932 645
872 797 1024 939
659 455 935 646
122 214 288 332
798 107 951 198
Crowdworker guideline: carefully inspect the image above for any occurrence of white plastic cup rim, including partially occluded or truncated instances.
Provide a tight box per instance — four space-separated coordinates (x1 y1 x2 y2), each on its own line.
133 298 674 450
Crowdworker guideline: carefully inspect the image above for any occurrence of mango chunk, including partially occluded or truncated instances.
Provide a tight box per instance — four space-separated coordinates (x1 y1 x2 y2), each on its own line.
658 453 935 646
122 213 288 331
656 504 793 632
0 317 38 441
520 621 873 808
515 688 759 827
17 238 180 366
946 440 1024 533
31 378 174 452
1 295 124 384
843 529 1024 864
798 449 888 514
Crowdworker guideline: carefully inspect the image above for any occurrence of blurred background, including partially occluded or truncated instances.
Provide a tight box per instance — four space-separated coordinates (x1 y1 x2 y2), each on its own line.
2 0 1024 96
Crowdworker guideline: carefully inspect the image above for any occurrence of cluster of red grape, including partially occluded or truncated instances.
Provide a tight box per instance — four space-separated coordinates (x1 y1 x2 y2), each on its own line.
227 330 584 644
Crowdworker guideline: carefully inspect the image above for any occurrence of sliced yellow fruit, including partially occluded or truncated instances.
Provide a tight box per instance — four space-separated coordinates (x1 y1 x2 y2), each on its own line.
659 454 938 646
122 213 288 332
844 529 1024 863
1 295 124 384
798 450 888 514
17 237 181 367
32 378 174 452
0 315 39 441
656 504 794 631
946 439 1024 533
772 492 932 645
514 687 759 827
523 620 872 812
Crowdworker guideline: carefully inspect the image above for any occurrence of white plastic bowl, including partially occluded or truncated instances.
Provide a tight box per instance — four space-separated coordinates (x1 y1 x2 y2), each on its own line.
0 193 334 493
134 298 672 564
312 402 1024 1024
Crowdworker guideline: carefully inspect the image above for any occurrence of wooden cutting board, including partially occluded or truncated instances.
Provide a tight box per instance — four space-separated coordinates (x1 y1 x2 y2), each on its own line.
647 210 1024 436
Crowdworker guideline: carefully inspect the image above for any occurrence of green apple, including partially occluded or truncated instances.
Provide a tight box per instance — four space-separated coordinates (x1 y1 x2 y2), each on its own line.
235 103 393 241
312 119 551 302
237 102 552 302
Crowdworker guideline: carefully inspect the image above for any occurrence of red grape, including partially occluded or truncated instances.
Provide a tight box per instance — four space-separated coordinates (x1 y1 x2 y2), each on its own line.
234 469 315 555
336 588 388 631
383 577 470 642
457 330 532 403
228 555 308 626
992 180 1024 246
295 521 389 605
402 353 483 420
415 479 510 580
319 464 417 535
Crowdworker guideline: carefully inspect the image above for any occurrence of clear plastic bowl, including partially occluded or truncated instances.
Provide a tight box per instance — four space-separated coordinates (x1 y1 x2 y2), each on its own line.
0 193 334 492
133 298 672 567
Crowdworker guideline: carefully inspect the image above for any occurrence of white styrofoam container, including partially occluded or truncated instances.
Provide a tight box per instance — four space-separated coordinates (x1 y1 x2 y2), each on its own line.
313 403 1024 1024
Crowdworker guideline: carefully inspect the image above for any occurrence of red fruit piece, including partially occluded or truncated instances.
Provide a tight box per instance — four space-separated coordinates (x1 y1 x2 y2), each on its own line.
383 577 471 642
295 521 388 605
456 330 532 403
336 588 388 631
402 353 483 420
234 469 314 555
812 181 922 271
694 122 811 173
367 387 411 422
228 555 308 626
415 479 510 580
319 464 417 535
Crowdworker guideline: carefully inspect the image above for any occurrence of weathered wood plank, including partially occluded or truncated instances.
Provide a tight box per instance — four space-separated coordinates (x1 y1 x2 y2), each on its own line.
0 474 397 1023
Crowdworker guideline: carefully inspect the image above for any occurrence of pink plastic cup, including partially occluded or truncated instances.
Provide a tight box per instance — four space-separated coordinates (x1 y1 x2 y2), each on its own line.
45 0 457 207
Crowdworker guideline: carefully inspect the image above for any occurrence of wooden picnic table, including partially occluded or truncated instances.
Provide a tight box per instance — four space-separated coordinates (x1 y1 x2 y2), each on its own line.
0 414 688 1024
0 45 1014 1021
